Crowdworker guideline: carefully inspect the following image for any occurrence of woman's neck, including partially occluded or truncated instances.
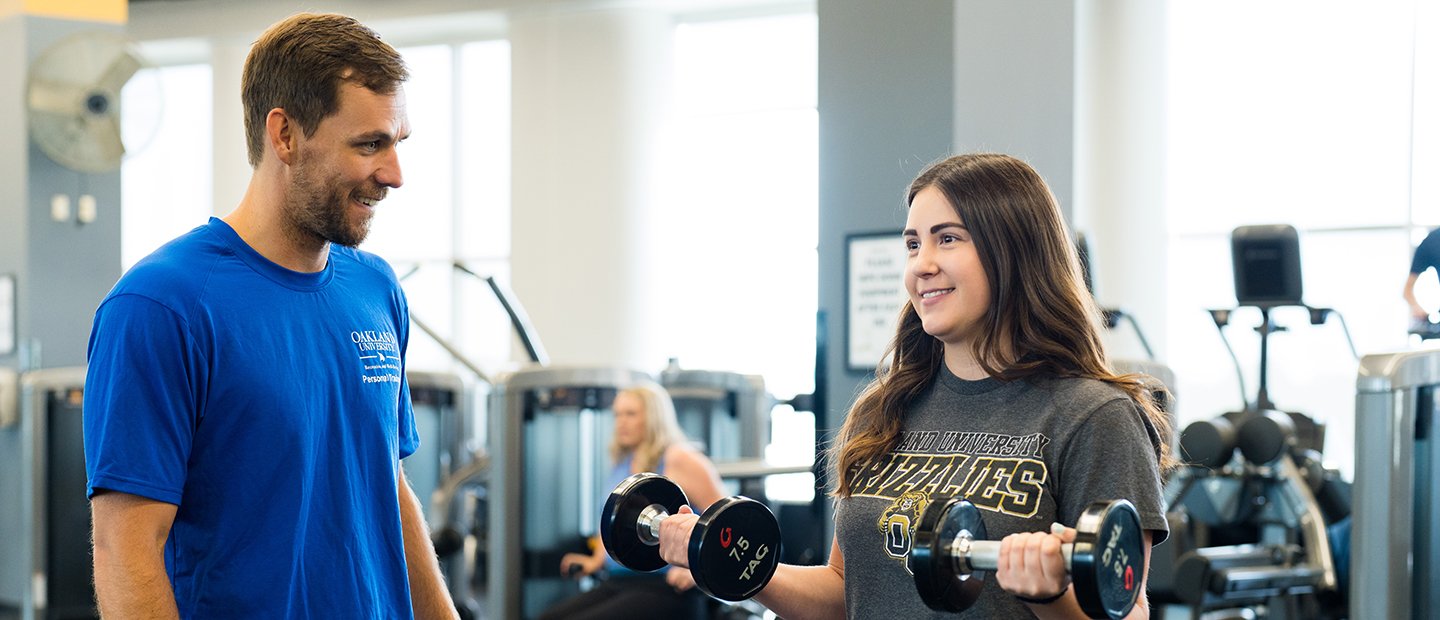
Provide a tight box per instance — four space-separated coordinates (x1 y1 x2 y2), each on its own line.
943 345 991 380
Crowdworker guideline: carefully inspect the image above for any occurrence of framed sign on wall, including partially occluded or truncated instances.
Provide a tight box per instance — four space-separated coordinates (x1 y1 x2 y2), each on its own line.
845 231 907 371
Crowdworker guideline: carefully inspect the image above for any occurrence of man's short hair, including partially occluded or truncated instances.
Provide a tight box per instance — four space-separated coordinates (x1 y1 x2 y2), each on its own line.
241 13 409 168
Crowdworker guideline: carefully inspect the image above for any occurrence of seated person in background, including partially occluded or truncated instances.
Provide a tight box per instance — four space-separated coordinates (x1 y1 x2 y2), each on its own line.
1404 227 1440 333
537 382 726 620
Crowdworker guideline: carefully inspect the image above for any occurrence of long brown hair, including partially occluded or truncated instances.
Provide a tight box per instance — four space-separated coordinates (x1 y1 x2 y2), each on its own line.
832 153 1177 497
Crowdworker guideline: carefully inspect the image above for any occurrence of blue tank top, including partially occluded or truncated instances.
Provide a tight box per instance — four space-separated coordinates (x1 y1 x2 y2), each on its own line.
603 450 681 574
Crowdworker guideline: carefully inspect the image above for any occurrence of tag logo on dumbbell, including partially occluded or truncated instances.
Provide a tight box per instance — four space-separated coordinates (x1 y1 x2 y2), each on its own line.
1100 522 1130 582
1100 521 1134 591
719 526 771 581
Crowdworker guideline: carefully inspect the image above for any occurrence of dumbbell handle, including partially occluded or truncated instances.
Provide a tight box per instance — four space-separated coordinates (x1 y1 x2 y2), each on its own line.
951 535 1075 573
636 503 671 546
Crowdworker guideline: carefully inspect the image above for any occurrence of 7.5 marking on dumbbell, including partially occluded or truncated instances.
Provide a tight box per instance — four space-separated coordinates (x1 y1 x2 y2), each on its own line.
718 528 770 580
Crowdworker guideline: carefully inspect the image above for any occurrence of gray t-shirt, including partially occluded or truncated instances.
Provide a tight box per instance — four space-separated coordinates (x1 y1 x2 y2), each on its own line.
834 367 1167 619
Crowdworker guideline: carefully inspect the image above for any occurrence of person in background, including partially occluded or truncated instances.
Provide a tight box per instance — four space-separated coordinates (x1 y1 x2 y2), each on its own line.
84 13 457 618
1404 227 1440 332
538 382 726 620
655 153 1173 619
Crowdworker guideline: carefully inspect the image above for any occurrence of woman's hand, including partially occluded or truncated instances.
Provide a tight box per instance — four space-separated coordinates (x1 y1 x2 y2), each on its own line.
657 505 701 568
995 523 1075 604
666 566 697 592
559 552 603 578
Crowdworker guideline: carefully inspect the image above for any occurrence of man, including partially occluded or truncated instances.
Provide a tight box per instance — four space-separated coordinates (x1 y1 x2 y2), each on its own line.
84 13 457 618
1405 227 1440 333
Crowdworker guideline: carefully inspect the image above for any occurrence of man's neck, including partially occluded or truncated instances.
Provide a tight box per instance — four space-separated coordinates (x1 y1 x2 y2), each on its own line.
224 176 329 273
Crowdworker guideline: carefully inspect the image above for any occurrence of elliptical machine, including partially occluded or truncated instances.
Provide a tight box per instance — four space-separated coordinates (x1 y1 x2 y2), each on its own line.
1155 225 1354 620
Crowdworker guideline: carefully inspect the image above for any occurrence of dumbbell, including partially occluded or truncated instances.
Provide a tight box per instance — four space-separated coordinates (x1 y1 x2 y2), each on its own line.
910 497 1145 619
599 473 782 601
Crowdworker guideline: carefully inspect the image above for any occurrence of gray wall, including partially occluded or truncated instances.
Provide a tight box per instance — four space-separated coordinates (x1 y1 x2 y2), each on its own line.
816 0 954 450
0 14 124 606
0 17 124 372
0 16 28 372
953 0 1075 218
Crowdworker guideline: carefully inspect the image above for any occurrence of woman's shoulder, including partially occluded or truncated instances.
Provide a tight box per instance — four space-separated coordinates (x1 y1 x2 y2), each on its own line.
1028 374 1131 409
662 442 716 473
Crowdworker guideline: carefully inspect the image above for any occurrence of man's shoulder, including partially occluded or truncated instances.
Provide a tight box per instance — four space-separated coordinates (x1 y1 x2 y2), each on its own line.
1422 228 1440 250
330 245 401 284
110 224 229 305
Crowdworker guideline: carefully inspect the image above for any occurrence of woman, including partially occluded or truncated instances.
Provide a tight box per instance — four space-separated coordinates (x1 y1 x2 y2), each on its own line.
659 153 1174 619
539 382 726 620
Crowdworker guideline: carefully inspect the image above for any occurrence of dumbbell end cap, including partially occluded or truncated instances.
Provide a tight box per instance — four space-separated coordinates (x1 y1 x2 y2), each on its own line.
601 473 687 573
910 496 985 612
1071 499 1145 619
688 496 783 601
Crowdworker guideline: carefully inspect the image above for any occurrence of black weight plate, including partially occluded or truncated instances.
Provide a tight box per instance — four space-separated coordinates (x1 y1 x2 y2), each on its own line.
1179 417 1236 468
1237 410 1295 465
1071 500 1145 619
688 496 782 601
909 496 985 612
600 473 687 572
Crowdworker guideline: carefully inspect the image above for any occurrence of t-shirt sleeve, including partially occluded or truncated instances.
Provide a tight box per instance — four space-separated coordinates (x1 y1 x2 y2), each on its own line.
1057 398 1169 544
394 290 419 460
83 294 200 504
396 377 419 460
1412 229 1440 275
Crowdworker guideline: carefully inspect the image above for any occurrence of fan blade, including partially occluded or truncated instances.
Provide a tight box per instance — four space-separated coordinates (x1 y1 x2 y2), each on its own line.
94 112 127 163
27 78 84 116
96 51 141 94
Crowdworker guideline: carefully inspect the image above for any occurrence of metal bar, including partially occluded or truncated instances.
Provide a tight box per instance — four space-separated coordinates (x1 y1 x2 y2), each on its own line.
712 458 815 480
409 312 491 385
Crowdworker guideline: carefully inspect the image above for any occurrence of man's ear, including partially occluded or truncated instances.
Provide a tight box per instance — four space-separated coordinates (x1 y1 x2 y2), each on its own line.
265 108 297 166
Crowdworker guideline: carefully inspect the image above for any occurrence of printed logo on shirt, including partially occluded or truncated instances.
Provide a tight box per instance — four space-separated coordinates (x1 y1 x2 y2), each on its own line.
877 491 930 570
858 430 1050 569
350 329 402 384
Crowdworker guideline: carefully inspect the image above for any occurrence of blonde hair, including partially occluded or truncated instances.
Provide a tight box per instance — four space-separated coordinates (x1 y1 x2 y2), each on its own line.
609 382 688 472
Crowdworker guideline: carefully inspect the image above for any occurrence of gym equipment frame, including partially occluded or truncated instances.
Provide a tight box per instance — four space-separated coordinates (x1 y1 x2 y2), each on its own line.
1353 350 1440 619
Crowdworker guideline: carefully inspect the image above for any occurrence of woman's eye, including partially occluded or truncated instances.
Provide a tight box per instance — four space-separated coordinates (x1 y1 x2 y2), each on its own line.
905 239 919 251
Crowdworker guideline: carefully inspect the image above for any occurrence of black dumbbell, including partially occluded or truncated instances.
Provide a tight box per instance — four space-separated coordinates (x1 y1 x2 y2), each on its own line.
600 473 782 601
910 497 1146 619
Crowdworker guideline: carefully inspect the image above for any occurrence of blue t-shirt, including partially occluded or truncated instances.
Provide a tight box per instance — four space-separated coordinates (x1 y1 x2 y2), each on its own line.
1412 227 1440 275
84 218 420 619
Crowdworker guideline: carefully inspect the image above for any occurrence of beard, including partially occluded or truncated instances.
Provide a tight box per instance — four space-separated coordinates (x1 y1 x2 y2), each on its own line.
284 153 383 248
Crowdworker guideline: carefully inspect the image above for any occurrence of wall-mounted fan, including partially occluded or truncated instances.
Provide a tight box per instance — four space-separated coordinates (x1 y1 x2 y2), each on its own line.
26 31 161 174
